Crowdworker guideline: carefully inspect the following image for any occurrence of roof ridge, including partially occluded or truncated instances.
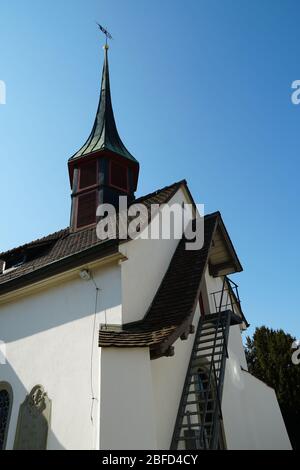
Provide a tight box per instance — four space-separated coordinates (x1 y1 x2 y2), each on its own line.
0 180 187 260
0 180 191 287
205 211 221 219
134 179 187 204
0 179 217 259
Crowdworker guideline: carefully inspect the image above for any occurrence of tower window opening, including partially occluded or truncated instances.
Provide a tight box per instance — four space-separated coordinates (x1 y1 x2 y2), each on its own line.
76 190 97 229
110 161 128 192
79 160 98 189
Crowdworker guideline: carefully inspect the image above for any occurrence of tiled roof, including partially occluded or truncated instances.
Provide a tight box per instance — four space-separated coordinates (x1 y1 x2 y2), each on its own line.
99 213 219 359
0 181 185 292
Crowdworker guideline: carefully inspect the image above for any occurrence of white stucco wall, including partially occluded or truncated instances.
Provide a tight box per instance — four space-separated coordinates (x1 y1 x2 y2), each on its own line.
227 324 248 371
210 283 292 449
119 188 193 324
222 366 291 449
150 306 201 449
0 194 290 451
204 267 223 314
100 347 157 450
150 291 291 451
0 262 121 450
222 325 291 450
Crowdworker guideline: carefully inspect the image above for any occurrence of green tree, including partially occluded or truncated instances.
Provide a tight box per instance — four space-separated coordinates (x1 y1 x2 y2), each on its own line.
246 326 300 449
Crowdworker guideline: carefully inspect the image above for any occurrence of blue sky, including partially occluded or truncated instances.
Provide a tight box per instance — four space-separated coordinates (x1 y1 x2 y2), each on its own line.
0 0 299 339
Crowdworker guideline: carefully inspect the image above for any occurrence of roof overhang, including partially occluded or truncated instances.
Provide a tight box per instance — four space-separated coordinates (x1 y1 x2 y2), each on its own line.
0 240 121 304
99 211 244 359
208 215 243 277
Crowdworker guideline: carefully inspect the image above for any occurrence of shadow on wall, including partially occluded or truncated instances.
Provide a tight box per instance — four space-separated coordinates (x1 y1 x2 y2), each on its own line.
1 360 65 450
0 266 120 449
0 264 121 344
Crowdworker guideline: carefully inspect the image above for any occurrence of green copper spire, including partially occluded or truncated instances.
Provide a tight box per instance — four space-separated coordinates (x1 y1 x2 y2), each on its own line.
70 45 137 162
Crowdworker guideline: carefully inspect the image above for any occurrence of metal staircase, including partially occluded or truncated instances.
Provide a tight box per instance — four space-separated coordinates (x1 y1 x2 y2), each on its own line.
171 279 234 450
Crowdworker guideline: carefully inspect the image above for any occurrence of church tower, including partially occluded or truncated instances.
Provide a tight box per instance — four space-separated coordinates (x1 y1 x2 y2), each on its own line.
68 44 139 231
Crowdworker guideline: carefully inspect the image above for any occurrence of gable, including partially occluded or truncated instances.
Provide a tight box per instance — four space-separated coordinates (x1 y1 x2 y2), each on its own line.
208 218 242 277
99 212 243 359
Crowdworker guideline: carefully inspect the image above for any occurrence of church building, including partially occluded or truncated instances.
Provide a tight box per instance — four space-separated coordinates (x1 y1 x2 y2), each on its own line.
0 42 291 450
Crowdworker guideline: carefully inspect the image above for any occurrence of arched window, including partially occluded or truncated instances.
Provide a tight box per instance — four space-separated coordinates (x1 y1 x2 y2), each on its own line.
0 383 13 450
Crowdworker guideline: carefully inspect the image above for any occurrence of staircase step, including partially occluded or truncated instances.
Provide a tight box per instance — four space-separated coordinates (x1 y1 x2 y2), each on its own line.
195 337 216 344
185 395 216 405
198 330 225 338
193 352 222 359
180 421 214 429
196 336 223 344
200 324 218 331
191 358 222 369
174 435 212 446
183 410 215 417
200 322 226 329
188 369 221 378
195 344 223 353
176 433 211 440
183 390 214 398
195 341 223 349
171 309 230 451
189 379 209 385
176 436 203 442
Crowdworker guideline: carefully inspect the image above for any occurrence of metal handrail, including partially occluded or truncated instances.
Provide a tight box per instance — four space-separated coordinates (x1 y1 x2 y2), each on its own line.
199 277 227 448
171 276 235 450
170 315 205 449
210 276 243 318
210 311 231 449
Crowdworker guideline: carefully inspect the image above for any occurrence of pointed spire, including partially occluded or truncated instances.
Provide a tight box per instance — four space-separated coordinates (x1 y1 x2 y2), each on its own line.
70 45 137 162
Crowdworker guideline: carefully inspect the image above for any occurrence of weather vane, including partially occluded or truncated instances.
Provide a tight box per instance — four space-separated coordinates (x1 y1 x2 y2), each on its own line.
96 23 113 48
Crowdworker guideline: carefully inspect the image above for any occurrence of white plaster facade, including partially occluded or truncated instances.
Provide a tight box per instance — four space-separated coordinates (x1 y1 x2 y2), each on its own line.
0 187 291 450
0 261 121 450
120 187 193 324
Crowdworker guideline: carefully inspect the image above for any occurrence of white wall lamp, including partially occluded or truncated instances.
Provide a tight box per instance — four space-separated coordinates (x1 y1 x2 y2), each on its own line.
79 269 91 281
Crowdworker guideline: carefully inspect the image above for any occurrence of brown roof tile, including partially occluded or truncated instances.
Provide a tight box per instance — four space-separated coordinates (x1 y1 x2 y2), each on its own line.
99 213 219 359
0 180 185 293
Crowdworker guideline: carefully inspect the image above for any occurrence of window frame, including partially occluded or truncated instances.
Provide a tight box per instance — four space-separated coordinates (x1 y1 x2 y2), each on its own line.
0 382 13 451
109 160 129 193
78 159 99 191
75 189 98 230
